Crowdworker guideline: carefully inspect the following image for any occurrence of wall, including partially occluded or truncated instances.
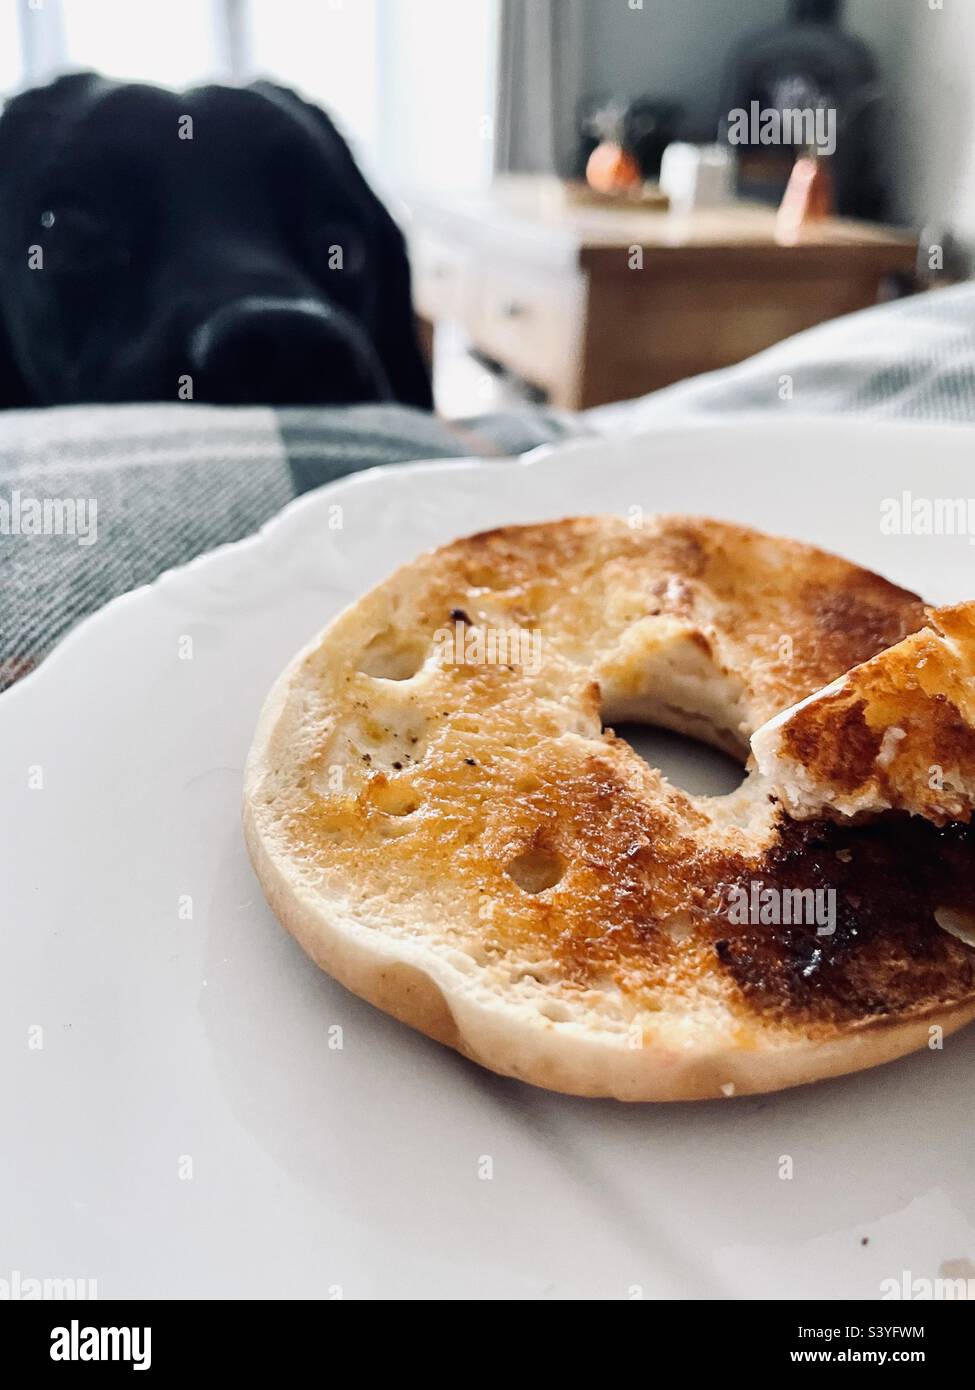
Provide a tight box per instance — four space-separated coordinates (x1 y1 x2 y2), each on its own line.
578 0 916 140
844 0 911 91
879 0 975 268
579 0 786 142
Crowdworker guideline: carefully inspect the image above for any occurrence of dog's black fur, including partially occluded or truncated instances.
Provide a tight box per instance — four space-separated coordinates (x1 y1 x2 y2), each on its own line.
0 73 432 409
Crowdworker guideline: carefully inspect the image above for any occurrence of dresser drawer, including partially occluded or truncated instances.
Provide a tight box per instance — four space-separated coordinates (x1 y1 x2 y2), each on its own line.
411 234 468 323
468 264 584 398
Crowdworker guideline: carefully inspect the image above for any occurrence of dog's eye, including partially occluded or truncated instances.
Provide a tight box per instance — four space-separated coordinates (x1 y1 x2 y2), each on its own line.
39 206 130 275
316 222 367 278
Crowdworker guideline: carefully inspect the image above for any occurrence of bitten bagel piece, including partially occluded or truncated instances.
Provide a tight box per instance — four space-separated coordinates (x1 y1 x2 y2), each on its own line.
752 601 975 826
244 516 975 1101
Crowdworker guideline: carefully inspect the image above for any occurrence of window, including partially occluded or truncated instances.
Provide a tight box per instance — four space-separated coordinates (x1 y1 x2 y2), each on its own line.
62 0 222 89
0 5 21 95
247 0 380 159
2 0 499 191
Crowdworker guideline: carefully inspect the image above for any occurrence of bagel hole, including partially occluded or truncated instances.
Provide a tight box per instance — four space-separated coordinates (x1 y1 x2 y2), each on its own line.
506 847 565 894
358 629 426 681
609 722 745 797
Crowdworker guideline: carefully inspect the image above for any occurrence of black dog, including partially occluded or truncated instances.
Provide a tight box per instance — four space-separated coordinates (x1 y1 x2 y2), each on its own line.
0 73 432 410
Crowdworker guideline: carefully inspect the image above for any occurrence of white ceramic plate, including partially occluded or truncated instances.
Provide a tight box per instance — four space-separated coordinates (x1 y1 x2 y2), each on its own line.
4 417 975 1300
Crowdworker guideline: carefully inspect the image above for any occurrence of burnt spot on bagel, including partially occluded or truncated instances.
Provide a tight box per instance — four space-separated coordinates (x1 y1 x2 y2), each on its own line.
708 815 975 1028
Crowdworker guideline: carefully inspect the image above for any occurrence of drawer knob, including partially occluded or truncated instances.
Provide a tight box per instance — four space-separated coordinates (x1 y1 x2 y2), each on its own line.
501 300 527 319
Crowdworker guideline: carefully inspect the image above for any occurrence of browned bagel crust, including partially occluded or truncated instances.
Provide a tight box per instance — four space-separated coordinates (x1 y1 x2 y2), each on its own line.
753 601 975 825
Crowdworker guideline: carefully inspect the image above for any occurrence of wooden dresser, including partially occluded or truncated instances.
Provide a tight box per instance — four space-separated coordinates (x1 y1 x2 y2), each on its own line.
405 176 918 409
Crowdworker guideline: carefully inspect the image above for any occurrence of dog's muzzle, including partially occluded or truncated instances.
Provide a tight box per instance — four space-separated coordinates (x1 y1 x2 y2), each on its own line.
188 295 391 405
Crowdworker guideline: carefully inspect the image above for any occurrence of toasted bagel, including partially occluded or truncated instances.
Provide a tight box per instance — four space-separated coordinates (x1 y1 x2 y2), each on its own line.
752 601 975 827
244 516 975 1100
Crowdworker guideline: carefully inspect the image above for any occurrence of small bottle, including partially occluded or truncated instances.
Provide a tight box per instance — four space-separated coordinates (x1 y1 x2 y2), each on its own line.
776 150 834 243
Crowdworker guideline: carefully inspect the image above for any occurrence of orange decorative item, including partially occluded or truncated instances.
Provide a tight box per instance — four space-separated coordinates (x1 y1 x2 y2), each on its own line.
586 141 643 196
776 155 835 243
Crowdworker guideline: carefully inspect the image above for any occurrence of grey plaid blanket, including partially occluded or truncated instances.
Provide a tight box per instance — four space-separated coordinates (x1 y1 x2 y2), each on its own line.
3 281 975 688
0 402 578 688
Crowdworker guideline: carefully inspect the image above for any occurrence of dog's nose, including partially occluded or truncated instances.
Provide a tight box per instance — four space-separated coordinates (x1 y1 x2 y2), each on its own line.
189 296 390 405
